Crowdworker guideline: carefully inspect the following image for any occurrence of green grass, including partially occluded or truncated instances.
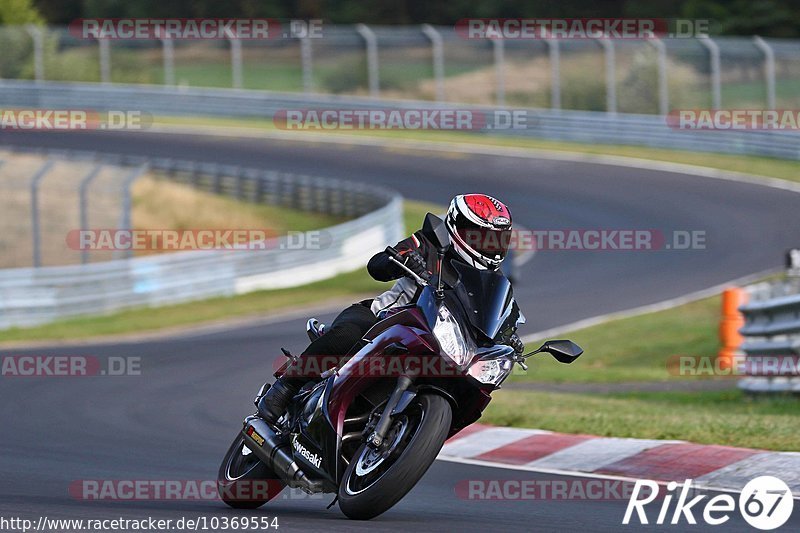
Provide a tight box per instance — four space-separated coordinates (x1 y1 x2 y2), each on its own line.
479 281 800 451
482 389 800 451
0 199 442 343
685 78 800 108
155 115 800 184
511 295 723 383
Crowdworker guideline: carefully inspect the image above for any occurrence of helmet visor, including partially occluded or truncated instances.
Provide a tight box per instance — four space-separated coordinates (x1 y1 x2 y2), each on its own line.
452 212 512 261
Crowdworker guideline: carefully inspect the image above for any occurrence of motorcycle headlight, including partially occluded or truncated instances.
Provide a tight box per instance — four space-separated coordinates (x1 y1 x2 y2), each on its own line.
433 305 473 367
468 358 513 386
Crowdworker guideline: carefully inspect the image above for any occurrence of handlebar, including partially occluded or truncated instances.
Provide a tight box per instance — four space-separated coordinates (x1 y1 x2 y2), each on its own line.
385 246 429 287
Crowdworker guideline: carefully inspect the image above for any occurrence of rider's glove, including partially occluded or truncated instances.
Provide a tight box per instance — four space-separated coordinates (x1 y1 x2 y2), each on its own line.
403 250 431 281
509 333 524 355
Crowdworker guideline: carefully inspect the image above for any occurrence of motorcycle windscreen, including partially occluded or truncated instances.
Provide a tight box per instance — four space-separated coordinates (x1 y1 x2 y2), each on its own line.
451 260 519 340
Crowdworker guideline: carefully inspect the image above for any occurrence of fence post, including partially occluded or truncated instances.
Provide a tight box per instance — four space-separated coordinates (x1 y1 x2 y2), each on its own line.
699 35 721 109
753 36 776 109
25 25 45 82
79 164 104 265
118 163 149 259
421 24 445 102
491 37 506 106
545 38 561 110
598 36 617 113
356 24 380 97
98 38 111 84
161 37 175 86
648 37 669 115
228 31 243 89
30 159 55 267
301 36 314 94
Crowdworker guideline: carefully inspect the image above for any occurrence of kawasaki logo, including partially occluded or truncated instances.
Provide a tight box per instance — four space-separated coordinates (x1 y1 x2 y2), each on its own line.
292 435 322 469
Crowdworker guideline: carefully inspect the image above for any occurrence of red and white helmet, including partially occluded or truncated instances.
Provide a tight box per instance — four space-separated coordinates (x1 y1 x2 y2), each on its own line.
445 194 512 270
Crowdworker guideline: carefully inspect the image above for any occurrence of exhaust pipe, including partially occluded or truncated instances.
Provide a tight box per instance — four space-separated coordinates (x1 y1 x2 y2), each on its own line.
241 416 325 494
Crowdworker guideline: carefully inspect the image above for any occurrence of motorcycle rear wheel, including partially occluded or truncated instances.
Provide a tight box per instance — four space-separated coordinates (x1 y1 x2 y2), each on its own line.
338 394 452 520
217 433 285 509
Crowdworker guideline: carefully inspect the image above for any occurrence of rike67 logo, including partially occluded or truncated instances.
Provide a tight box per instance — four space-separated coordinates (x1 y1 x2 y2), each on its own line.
623 477 794 530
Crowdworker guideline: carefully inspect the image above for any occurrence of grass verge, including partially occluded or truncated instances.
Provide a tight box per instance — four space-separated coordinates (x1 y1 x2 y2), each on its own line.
0 199 442 343
510 295 722 384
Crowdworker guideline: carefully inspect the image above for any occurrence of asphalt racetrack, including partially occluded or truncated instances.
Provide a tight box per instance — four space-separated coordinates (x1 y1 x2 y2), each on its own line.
1 130 798 531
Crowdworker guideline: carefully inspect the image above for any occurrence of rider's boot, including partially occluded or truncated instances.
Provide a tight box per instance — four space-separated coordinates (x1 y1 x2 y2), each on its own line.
257 377 300 425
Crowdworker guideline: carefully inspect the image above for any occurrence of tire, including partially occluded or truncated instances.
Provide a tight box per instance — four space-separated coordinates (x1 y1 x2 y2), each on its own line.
217 433 285 509
338 394 452 520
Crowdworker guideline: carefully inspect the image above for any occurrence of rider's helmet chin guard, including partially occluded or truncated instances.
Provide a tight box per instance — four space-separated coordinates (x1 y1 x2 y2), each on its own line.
445 194 512 271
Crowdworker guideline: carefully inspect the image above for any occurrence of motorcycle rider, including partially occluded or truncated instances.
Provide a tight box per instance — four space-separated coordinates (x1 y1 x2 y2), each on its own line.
258 193 524 424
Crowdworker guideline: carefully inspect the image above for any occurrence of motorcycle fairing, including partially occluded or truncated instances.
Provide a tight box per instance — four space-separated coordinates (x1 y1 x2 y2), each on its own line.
295 307 438 485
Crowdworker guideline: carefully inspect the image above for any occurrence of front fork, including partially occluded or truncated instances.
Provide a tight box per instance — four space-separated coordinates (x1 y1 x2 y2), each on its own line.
366 375 414 448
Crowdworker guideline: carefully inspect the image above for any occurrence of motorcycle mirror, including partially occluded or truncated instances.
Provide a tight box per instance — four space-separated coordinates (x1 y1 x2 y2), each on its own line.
423 213 451 250
526 340 583 364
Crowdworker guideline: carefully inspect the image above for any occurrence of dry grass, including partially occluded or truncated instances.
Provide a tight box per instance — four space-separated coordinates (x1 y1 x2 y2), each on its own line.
0 152 342 267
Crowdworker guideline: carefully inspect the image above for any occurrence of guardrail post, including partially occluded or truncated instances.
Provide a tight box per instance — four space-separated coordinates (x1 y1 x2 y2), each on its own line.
161 37 175 86
78 164 104 265
212 165 222 194
228 31 243 89
301 36 314 94
235 167 244 200
118 163 149 259
598 36 617 113
30 159 55 267
25 25 45 82
421 24 445 102
99 38 111 84
648 37 669 115
356 24 380 97
753 36 776 109
492 37 506 106
699 35 721 109
545 38 561 110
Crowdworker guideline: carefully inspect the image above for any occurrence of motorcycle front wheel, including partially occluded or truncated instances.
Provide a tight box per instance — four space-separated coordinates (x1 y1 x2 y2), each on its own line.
217 433 285 509
338 393 452 520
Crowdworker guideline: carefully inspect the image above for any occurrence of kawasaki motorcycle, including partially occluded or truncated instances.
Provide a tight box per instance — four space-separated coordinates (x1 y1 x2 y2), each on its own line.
217 215 583 519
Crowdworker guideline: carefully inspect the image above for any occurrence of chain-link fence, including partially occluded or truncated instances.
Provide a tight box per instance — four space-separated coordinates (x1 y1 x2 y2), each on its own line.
2 24 799 112
0 151 133 268
0 148 396 270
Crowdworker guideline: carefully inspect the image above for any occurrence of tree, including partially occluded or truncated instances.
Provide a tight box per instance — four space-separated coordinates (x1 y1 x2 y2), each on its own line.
0 0 43 24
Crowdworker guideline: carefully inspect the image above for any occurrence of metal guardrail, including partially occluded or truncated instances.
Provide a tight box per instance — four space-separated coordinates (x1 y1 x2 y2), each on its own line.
738 280 800 393
0 151 403 329
1 80 799 161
